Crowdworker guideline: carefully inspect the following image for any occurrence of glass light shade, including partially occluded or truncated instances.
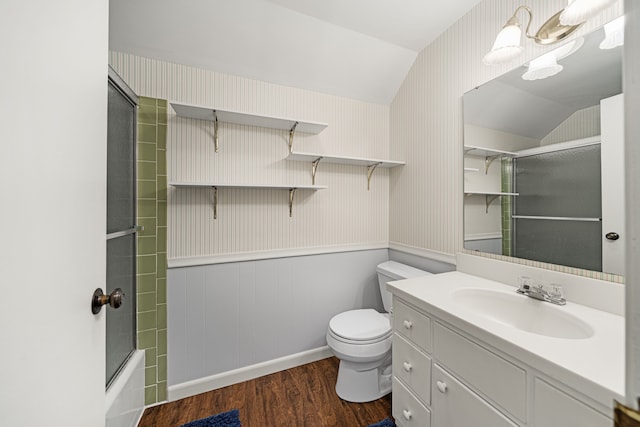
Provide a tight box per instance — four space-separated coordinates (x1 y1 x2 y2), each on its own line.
600 16 625 49
522 52 563 81
483 24 524 65
560 0 618 26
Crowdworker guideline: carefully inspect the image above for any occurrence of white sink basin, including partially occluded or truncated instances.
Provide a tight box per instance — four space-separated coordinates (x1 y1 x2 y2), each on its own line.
451 288 594 339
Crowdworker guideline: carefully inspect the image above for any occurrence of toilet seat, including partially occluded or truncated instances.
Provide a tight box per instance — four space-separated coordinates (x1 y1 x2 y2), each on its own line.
328 309 391 344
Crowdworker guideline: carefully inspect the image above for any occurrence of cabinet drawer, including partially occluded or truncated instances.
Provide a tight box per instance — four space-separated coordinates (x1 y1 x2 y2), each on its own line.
393 377 431 427
433 322 526 422
533 378 611 427
393 299 432 353
432 364 518 427
393 333 431 405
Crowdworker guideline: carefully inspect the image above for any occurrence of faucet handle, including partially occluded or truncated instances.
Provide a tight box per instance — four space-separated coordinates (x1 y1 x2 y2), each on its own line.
548 284 565 299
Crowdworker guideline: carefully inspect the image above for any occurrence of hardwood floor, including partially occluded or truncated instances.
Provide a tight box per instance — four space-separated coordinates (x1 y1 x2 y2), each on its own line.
139 357 392 427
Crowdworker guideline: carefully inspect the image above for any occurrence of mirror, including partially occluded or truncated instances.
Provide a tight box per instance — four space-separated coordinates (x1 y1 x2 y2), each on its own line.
463 20 624 276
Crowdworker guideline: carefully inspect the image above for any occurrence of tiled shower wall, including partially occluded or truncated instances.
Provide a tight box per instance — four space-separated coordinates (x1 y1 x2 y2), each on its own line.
136 97 168 404
389 0 623 283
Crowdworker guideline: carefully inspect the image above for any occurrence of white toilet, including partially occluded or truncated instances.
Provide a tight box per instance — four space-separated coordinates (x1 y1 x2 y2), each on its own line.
326 260 431 402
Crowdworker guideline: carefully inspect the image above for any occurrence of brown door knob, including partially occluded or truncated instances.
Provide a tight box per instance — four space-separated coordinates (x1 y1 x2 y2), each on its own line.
91 288 125 314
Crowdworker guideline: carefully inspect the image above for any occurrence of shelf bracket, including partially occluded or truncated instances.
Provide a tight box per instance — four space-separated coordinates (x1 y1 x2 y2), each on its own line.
213 186 218 219
288 188 297 218
213 111 219 153
288 121 299 153
311 157 323 185
367 162 382 191
485 194 500 213
484 155 499 174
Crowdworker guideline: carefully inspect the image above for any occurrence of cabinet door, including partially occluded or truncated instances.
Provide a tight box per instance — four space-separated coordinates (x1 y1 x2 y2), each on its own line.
533 379 611 427
431 364 518 427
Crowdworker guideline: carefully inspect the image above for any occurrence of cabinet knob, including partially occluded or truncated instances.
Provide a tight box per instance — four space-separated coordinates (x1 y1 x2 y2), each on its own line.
403 320 413 329
403 409 412 421
403 362 413 372
437 380 448 394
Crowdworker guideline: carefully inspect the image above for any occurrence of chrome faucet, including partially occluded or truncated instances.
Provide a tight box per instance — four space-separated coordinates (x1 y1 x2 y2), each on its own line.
516 279 566 306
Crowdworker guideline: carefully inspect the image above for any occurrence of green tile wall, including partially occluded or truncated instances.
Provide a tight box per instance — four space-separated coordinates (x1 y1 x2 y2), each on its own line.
501 158 513 257
137 97 168 405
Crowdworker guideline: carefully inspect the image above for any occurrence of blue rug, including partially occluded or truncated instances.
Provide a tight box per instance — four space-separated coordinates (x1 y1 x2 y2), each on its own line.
368 418 395 427
180 409 241 427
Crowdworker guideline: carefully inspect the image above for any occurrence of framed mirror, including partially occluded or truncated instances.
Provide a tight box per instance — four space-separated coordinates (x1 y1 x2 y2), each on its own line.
463 19 624 276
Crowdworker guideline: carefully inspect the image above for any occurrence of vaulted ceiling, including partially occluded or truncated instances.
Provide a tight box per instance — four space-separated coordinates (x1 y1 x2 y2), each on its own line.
109 0 482 104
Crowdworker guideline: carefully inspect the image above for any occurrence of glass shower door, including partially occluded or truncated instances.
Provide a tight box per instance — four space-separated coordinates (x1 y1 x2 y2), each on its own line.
106 68 138 387
512 143 602 271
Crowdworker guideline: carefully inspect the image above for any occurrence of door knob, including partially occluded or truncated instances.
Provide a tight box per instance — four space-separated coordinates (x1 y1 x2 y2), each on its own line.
605 232 620 241
92 288 124 314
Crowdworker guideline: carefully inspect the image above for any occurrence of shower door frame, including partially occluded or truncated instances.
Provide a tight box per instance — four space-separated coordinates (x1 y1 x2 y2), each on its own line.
106 66 139 388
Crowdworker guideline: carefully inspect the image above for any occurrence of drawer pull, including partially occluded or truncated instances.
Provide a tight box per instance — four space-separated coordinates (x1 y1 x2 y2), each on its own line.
403 320 413 329
437 380 448 394
403 361 413 372
403 409 412 421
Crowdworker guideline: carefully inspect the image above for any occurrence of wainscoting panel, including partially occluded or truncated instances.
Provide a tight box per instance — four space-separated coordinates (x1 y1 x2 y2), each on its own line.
167 249 389 389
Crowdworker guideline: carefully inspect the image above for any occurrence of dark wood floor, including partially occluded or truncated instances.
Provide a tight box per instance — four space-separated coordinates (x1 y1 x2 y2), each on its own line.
139 357 392 427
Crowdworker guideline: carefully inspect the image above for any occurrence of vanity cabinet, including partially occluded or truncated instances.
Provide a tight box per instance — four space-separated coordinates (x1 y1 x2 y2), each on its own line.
391 295 612 427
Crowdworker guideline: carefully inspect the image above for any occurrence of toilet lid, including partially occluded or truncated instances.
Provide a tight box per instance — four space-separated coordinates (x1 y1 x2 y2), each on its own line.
329 309 391 342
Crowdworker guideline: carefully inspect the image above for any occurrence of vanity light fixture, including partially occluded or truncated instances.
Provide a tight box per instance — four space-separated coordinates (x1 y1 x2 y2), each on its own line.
599 15 625 49
521 37 584 81
483 6 583 65
560 0 619 26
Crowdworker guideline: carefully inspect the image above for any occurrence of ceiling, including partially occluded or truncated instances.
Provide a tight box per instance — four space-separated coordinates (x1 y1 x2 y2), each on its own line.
109 0 483 104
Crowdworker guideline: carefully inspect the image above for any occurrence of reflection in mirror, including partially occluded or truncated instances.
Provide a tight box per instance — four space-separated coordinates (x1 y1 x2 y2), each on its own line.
463 20 624 276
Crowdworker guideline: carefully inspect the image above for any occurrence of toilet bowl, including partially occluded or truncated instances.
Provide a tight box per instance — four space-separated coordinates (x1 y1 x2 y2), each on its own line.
326 261 431 403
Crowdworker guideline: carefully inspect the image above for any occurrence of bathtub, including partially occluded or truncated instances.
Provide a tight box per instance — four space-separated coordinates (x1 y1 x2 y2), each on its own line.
106 349 145 427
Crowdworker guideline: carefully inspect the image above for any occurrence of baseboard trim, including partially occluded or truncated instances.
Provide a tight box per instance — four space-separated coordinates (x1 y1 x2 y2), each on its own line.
167 347 333 401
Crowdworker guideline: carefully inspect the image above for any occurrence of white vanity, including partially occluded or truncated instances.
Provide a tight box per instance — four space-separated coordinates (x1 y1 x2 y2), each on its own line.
387 270 624 427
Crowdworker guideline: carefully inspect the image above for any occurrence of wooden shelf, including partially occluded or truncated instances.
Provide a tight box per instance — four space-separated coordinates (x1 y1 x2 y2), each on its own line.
169 182 326 190
464 191 518 196
286 151 405 189
464 191 518 213
170 103 328 134
463 145 518 157
169 181 326 219
170 102 327 153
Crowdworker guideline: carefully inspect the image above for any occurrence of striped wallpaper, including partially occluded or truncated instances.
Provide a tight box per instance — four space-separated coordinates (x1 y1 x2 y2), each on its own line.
389 0 623 283
541 105 601 146
109 53 392 260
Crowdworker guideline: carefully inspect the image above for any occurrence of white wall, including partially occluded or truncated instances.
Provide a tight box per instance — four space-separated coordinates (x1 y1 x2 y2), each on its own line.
0 0 108 425
390 0 623 277
541 105 601 146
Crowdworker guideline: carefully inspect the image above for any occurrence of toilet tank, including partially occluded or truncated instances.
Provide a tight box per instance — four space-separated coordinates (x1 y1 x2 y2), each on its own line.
376 261 431 312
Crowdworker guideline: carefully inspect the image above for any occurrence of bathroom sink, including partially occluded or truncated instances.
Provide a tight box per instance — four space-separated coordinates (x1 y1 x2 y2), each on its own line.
451 288 594 339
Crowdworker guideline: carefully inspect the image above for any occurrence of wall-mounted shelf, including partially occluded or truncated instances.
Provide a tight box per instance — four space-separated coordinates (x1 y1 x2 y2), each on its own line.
463 145 517 174
170 103 328 152
464 191 519 213
286 151 405 190
169 181 327 219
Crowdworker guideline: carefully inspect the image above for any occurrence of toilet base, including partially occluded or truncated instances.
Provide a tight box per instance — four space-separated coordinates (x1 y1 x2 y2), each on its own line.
335 358 392 403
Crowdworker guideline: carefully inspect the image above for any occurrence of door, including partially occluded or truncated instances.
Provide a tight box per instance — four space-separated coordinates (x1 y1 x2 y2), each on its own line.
0 0 108 425
601 93 625 276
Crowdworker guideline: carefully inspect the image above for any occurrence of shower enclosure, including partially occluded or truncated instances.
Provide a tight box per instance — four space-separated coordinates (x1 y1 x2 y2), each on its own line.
106 67 138 387
512 141 602 272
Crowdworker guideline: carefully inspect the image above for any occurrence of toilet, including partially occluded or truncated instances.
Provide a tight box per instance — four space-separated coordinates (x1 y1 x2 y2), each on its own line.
326 260 431 403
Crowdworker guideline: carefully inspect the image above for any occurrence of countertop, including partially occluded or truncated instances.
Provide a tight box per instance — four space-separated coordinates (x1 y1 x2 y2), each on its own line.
387 271 625 408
